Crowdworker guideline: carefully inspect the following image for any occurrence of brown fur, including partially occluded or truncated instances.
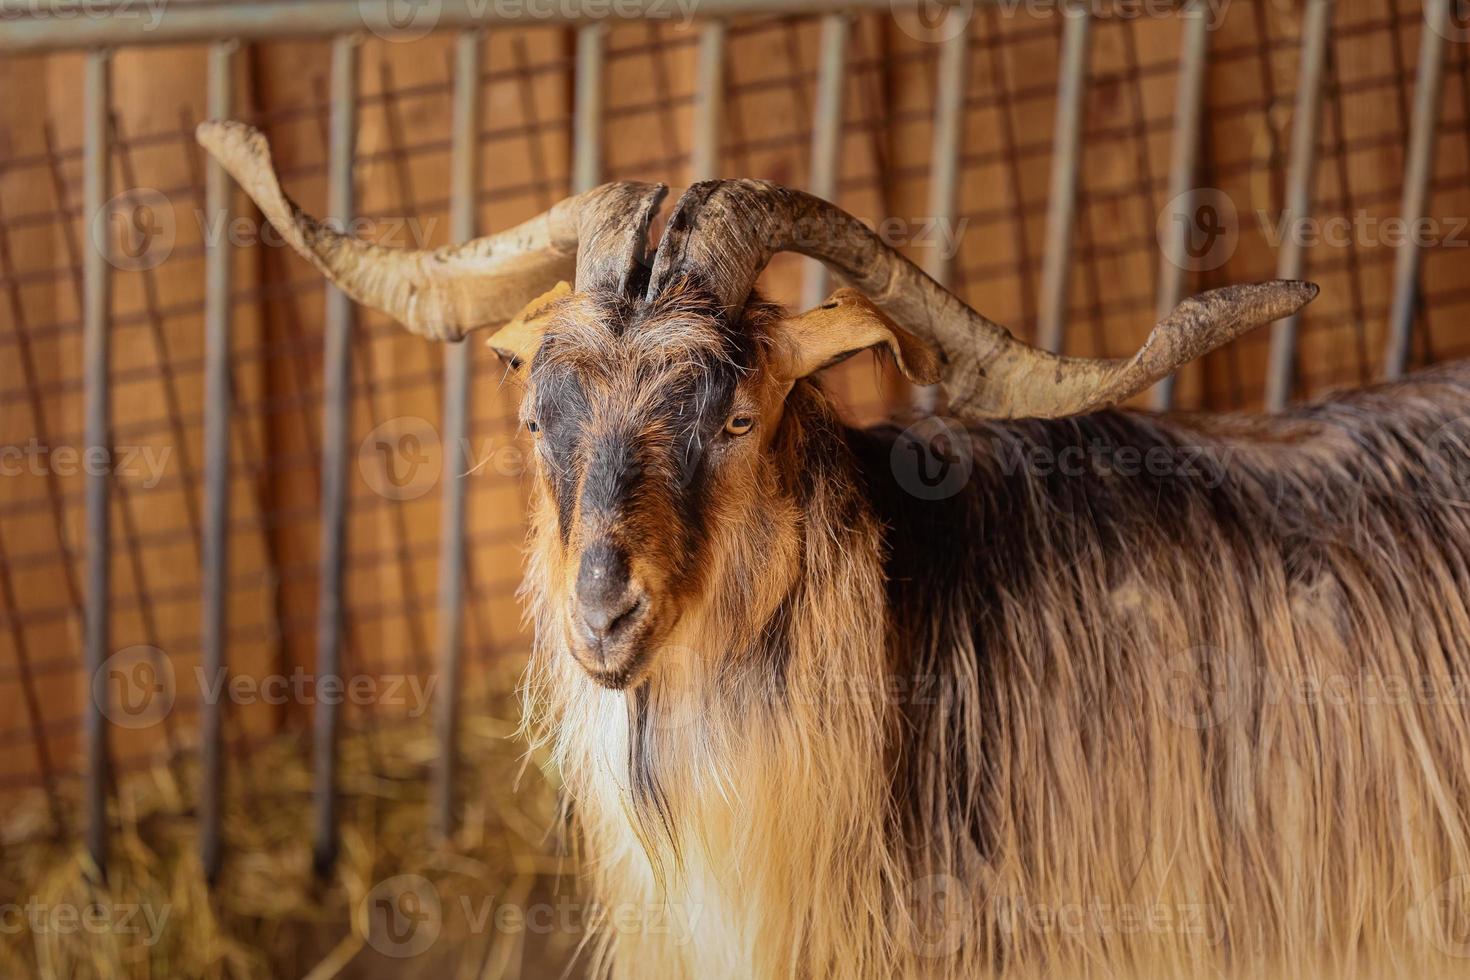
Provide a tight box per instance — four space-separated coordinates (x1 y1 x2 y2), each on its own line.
515 286 1470 979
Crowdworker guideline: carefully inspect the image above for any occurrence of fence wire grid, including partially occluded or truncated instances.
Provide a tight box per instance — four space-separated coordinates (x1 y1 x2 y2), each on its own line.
0 0 1468 861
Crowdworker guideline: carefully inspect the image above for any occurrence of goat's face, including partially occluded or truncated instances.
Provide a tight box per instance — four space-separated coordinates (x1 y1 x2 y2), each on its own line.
507 284 808 689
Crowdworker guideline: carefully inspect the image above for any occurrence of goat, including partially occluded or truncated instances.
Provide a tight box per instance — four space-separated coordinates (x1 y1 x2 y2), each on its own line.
200 120 1470 979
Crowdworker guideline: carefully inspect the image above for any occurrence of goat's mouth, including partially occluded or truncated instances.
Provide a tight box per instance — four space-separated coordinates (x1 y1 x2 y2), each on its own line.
566 597 659 689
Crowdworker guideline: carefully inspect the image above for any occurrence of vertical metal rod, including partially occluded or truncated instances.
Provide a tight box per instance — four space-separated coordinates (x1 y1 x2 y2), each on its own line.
433 29 481 842
313 33 357 877
573 24 604 193
82 48 112 880
200 39 236 884
1384 0 1449 379
916 24 969 412
1264 0 1334 410
924 28 969 288
1036 8 1091 354
1150 9 1210 411
690 21 727 182
803 13 850 310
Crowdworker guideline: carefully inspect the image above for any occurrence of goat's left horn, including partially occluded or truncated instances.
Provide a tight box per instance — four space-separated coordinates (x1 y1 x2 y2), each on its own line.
647 180 1318 419
196 120 665 341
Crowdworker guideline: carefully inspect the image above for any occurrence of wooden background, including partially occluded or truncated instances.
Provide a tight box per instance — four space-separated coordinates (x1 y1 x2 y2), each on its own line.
1 0 1469 814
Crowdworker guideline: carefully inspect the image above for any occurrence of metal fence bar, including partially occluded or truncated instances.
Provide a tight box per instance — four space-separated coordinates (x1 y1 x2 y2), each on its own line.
691 21 727 182
916 23 969 412
199 39 236 883
924 27 969 288
1036 8 1091 354
433 29 482 842
82 47 112 879
312 34 358 876
574 24 605 194
1264 0 1333 410
1150 9 1210 411
803 13 850 310
0 0 959 51
1384 0 1449 379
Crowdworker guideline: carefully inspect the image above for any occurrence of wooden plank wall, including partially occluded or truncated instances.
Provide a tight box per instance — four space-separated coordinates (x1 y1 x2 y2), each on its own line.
1 0 1468 805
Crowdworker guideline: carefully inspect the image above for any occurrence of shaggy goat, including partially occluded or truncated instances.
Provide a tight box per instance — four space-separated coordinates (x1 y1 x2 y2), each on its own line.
200 121 1470 979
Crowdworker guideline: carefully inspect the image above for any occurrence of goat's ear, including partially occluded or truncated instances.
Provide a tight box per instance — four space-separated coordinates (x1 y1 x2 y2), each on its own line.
775 288 943 386
486 280 571 370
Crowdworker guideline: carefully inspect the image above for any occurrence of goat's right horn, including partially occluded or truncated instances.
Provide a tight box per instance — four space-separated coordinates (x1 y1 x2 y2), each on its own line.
647 180 1318 419
196 120 665 342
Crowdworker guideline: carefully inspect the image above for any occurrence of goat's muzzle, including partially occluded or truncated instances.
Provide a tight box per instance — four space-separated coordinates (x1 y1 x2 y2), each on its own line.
570 541 653 688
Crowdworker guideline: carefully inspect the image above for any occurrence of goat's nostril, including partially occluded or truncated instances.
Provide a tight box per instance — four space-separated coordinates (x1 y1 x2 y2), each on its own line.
580 595 640 638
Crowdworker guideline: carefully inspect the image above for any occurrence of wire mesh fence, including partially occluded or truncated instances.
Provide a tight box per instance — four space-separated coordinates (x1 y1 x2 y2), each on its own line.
1 0 1468 866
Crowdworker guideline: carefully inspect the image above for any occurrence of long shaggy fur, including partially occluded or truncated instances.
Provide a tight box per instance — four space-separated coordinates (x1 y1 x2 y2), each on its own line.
521 310 1470 978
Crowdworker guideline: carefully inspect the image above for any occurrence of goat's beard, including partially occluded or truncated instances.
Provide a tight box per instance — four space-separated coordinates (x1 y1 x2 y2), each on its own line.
523 539 801 864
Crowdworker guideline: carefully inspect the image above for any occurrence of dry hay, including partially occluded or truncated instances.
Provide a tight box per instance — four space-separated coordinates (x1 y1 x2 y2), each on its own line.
0 676 583 980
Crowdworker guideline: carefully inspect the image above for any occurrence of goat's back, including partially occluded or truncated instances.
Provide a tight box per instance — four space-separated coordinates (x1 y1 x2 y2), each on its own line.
845 362 1470 977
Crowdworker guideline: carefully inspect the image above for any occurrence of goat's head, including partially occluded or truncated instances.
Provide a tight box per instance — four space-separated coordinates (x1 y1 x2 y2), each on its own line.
484 278 942 686
198 121 1320 688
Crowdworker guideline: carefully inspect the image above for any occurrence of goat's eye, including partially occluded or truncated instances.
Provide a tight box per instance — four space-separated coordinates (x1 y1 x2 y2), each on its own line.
724 415 754 437
526 419 541 434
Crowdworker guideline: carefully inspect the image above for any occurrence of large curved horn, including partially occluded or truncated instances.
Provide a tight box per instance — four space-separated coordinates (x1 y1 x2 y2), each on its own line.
196 121 666 341
646 180 1318 419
